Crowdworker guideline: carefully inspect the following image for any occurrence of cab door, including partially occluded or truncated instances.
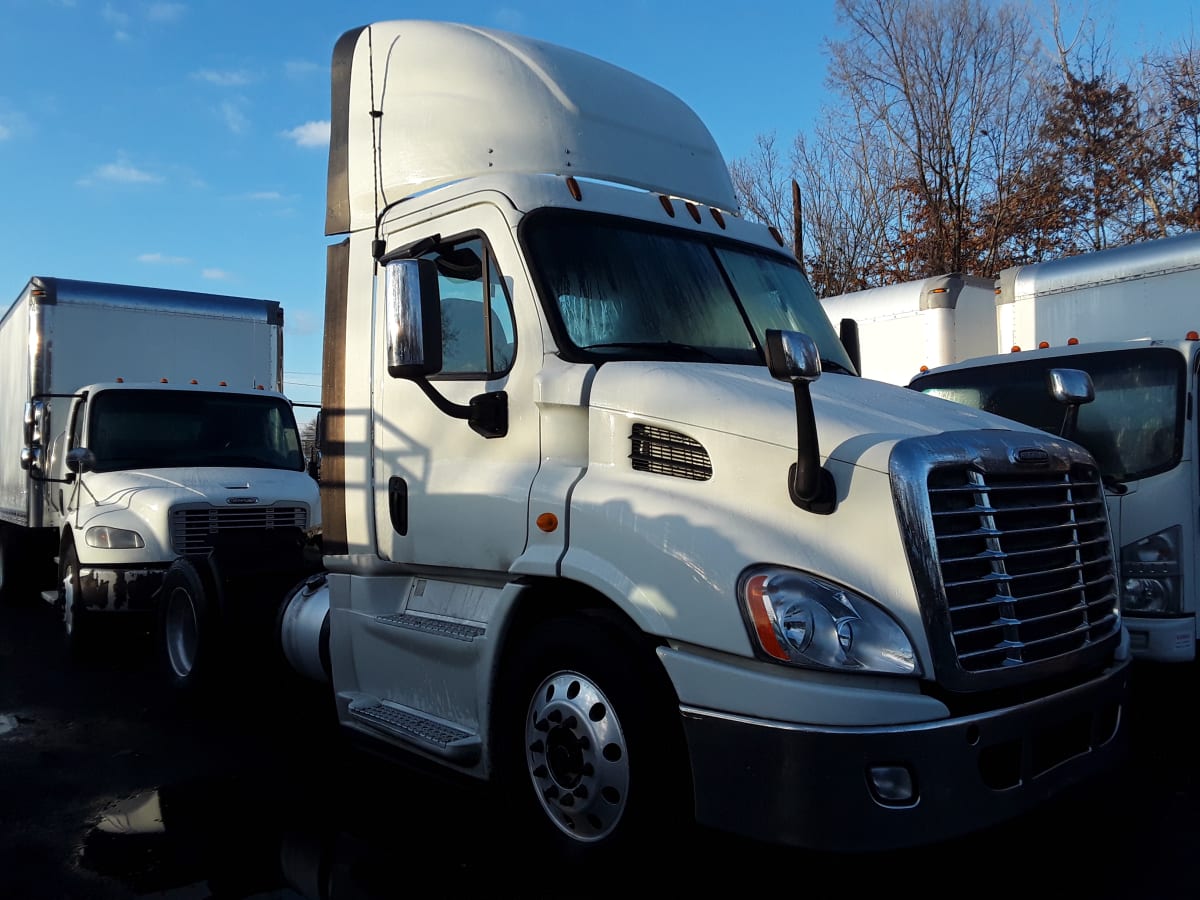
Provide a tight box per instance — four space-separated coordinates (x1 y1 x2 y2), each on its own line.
372 203 541 574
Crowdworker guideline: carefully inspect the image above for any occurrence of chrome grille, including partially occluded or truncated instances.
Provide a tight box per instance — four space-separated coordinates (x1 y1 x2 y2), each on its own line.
170 504 309 556
629 424 712 481
929 465 1118 673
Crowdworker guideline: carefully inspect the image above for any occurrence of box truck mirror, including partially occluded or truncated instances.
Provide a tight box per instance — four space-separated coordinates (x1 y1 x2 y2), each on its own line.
66 447 97 475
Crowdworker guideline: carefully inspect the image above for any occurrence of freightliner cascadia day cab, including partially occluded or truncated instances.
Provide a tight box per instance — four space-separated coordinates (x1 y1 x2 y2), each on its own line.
911 232 1200 663
819 273 998 385
278 20 1132 860
0 276 322 690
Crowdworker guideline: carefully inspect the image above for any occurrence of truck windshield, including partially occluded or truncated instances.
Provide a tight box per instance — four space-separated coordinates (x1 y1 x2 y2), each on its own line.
85 389 306 473
522 209 854 372
914 346 1186 483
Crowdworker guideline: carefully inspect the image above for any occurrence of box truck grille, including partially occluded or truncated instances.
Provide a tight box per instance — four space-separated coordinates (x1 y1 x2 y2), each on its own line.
170 505 309 556
928 465 1119 673
629 424 712 481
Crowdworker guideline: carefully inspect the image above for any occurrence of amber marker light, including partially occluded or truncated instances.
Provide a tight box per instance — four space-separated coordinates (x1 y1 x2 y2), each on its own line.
710 208 726 229
745 574 788 661
659 195 676 217
1188 331 1199 341
685 202 701 223
1010 346 1021 352
1067 337 1079 345
565 176 582 201
536 512 558 533
1039 341 1049 348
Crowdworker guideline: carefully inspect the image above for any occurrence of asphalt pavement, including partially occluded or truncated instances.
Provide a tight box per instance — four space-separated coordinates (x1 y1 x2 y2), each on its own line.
1 594 1198 899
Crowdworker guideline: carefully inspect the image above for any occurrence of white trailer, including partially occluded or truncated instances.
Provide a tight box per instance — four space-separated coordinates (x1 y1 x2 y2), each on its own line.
819 273 996 384
913 231 1200 664
996 231 1200 350
0 276 322 689
277 20 1131 861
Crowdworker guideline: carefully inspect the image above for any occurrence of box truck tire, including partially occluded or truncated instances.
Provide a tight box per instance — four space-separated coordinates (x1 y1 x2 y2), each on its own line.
157 558 223 695
59 542 95 659
495 614 692 864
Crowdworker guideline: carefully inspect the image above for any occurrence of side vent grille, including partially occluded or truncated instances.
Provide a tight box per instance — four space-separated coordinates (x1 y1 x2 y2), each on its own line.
629 424 712 481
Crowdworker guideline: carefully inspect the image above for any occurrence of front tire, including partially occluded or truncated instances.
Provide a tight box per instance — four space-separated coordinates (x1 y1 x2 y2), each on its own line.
157 558 221 694
495 614 693 866
60 542 94 658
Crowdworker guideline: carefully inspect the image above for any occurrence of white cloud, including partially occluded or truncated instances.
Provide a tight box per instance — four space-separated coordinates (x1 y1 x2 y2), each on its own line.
202 268 231 280
78 157 163 186
0 105 31 141
0 124 10 141
193 69 252 87
221 99 248 134
138 252 190 265
249 191 283 201
281 120 330 148
285 60 323 80
146 2 185 22
102 3 130 27
289 309 320 335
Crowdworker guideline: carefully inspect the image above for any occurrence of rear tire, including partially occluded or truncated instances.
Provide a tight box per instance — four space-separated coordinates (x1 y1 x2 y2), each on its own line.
494 614 693 867
0 524 19 606
157 558 222 695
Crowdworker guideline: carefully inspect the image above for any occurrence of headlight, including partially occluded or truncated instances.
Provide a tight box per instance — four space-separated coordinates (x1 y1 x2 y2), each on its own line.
738 567 920 675
85 525 146 550
1121 526 1182 615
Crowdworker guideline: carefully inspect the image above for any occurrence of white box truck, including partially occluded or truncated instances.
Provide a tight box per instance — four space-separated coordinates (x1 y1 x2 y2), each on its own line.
819 273 996 384
276 20 1132 860
0 276 322 689
911 232 1200 664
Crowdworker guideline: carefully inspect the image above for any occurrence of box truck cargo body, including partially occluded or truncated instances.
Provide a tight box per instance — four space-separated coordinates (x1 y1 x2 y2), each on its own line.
276 19 1131 862
0 276 321 688
819 273 996 384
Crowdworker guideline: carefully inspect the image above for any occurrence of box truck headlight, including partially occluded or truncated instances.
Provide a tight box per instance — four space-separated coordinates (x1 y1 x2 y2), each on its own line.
739 567 920 675
86 526 146 550
1121 526 1181 615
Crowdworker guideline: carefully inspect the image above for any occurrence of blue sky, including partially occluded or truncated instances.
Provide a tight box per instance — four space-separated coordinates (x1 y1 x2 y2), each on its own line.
1 1 1194 418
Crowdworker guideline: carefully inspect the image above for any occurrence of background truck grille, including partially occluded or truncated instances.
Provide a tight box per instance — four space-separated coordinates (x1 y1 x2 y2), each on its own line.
928 465 1119 673
170 505 309 557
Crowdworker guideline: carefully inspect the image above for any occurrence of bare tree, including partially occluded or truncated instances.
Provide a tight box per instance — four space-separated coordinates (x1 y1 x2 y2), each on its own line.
823 0 1049 277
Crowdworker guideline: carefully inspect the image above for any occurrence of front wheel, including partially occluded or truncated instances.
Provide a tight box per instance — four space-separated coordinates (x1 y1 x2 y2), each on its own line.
495 614 693 866
61 542 101 659
157 558 222 694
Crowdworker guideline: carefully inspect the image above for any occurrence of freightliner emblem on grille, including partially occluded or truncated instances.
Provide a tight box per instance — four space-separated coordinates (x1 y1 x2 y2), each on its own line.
1011 447 1050 465
226 497 260 504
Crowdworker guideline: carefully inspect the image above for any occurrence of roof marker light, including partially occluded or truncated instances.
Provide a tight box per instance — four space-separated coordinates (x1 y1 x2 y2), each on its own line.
565 176 582 201
1187 331 1199 341
1039 341 1049 348
659 195 675 217
685 201 701 223
1010 346 1021 353
1067 337 1079 345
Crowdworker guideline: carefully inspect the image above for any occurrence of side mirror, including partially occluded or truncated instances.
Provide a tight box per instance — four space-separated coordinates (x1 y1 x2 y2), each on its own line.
1047 367 1094 440
66 447 97 474
385 258 444 378
764 329 836 514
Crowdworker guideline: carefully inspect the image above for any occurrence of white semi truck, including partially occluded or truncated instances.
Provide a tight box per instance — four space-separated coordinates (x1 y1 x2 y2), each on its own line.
911 232 1200 664
277 20 1132 860
819 273 996 384
0 276 322 689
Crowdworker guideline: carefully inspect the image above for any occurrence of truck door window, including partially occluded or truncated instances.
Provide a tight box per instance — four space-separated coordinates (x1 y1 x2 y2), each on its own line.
423 236 515 378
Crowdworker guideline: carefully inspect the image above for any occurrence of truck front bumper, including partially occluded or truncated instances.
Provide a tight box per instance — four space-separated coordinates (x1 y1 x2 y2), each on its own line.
77 565 166 613
679 657 1131 852
1125 613 1195 663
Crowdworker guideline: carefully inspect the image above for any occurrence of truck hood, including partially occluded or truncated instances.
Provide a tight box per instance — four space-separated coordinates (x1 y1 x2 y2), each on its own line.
587 362 1038 473
81 466 321 512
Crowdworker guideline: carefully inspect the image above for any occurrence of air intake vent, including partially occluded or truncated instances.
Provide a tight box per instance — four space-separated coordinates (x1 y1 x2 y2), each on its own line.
629 424 712 481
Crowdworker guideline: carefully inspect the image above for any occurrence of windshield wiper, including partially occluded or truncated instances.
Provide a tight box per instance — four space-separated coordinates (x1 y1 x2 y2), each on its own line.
578 341 726 362
819 358 855 375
